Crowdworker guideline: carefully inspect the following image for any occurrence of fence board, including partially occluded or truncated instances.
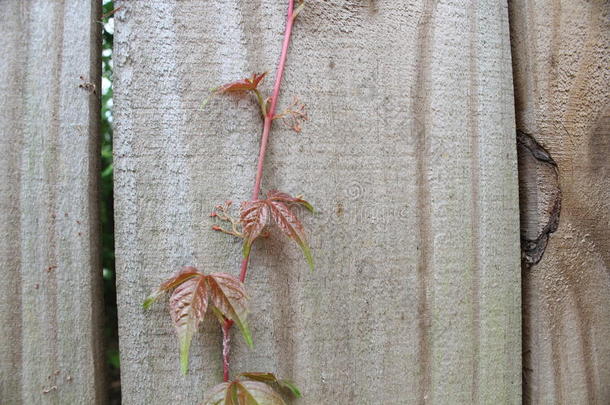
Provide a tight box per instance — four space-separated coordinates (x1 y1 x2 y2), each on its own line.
114 1 521 403
0 1 104 403
509 1 610 404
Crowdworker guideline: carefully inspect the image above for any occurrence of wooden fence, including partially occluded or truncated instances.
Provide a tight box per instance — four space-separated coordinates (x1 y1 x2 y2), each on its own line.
0 0 607 404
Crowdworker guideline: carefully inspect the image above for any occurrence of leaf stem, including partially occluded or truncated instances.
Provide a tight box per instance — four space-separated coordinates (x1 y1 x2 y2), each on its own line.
222 0 297 381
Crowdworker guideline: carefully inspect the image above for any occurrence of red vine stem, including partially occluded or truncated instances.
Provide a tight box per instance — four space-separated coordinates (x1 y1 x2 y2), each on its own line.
240 0 295 284
251 0 296 202
223 0 296 382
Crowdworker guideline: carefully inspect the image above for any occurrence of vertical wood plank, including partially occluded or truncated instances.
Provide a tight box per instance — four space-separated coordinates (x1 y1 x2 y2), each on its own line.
114 0 521 403
0 1 104 403
509 1 610 404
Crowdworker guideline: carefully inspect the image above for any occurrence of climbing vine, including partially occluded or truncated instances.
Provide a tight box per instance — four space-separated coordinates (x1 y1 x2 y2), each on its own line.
144 1 310 403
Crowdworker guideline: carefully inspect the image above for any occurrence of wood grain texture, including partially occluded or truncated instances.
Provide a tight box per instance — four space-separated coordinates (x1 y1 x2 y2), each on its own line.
0 1 104 403
113 1 521 403
509 0 610 404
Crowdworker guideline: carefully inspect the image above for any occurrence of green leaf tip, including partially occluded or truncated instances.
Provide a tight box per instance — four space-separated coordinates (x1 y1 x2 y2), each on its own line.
234 381 259 404
142 292 160 309
142 297 153 310
299 242 314 271
279 380 302 398
200 86 219 110
238 319 254 349
237 373 302 400
300 200 315 213
293 1 306 21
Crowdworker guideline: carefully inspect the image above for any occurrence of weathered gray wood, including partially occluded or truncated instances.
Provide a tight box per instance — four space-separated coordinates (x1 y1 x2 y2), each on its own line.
509 1 610 404
114 1 521 403
0 1 104 403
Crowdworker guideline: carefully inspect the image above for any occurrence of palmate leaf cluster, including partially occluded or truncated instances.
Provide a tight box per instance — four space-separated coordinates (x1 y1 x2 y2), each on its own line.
144 189 314 375
241 190 314 268
144 267 252 374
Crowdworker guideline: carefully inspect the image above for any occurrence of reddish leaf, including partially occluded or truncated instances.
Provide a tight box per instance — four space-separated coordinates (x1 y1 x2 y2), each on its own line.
239 372 278 383
143 268 251 374
143 266 200 309
267 190 314 213
239 372 301 398
240 191 314 270
207 273 253 347
169 274 209 374
225 383 239 405
217 72 267 94
238 381 286 404
267 198 313 270
204 382 230 405
240 201 270 257
204 380 287 405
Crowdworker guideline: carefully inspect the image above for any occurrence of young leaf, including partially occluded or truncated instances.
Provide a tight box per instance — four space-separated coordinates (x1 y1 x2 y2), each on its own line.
204 377 295 405
267 198 314 270
202 73 268 112
143 266 200 309
225 383 239 405
217 72 267 94
204 382 231 405
277 380 301 398
239 372 277 383
238 381 287 405
169 274 209 374
239 372 302 398
207 273 253 348
144 267 253 374
234 381 258 404
267 190 314 213
240 201 270 257
293 1 305 21
239 191 314 269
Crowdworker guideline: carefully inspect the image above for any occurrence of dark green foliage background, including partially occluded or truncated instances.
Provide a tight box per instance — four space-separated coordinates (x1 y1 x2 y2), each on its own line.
101 0 120 402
